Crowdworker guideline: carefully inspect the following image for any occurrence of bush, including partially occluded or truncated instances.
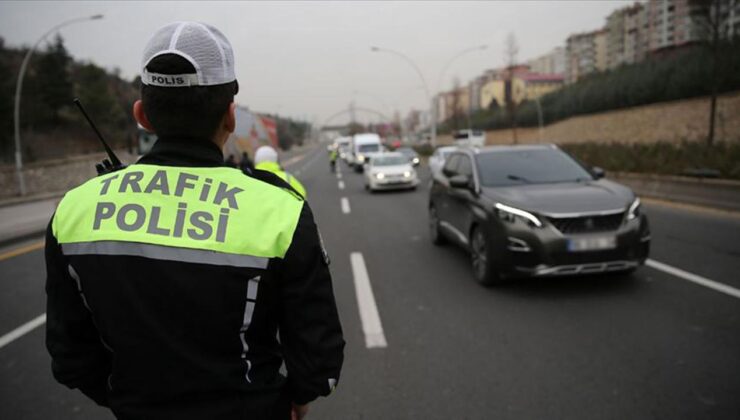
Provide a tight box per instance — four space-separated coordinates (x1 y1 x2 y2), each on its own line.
460 43 740 131
561 141 740 179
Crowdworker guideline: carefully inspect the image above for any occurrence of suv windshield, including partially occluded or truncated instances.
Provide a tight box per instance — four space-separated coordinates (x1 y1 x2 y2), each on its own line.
397 148 415 156
359 144 380 153
373 155 408 166
476 148 594 186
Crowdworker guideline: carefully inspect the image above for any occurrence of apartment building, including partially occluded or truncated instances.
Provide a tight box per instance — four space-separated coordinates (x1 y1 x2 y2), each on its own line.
528 47 566 75
565 29 607 83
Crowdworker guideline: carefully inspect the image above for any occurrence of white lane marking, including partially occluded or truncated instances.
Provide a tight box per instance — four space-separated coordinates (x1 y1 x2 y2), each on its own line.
290 148 324 173
0 313 46 350
646 259 740 300
336 171 342 180
341 197 351 214
282 154 306 167
338 180 345 190
350 253 387 348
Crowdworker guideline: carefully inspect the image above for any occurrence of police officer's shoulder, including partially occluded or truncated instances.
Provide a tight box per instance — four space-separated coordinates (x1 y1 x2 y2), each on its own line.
248 168 305 201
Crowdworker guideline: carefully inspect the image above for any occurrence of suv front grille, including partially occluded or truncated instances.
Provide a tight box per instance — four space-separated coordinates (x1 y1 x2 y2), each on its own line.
548 213 625 234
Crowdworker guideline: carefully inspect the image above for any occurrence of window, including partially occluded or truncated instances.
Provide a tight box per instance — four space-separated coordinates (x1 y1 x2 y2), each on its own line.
475 148 594 187
443 154 461 177
457 155 473 177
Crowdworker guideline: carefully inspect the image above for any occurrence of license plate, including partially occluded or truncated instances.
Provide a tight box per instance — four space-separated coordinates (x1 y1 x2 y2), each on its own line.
567 236 616 252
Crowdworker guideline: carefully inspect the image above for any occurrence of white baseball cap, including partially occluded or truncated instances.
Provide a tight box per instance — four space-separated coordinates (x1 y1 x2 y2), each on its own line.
141 21 236 87
254 146 279 165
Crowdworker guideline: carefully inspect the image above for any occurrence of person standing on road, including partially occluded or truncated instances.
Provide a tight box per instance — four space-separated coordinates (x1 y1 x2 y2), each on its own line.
240 151 255 174
254 146 307 199
329 148 338 173
45 21 343 420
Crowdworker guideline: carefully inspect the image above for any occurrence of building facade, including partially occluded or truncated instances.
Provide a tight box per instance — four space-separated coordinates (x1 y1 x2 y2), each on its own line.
528 47 566 75
565 29 607 83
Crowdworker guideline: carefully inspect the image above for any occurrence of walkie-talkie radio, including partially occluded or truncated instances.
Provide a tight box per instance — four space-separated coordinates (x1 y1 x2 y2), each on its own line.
73 98 126 175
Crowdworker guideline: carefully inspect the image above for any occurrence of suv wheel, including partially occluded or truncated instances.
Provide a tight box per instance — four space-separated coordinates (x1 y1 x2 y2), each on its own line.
470 226 503 286
429 205 447 246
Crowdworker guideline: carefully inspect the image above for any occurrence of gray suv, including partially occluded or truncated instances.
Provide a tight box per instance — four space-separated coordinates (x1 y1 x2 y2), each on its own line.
428 145 651 286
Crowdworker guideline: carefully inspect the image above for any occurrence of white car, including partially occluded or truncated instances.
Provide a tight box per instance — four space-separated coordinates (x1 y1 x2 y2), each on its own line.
453 129 485 147
364 153 419 192
428 146 458 179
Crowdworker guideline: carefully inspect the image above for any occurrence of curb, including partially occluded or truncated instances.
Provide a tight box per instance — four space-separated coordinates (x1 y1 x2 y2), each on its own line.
0 191 65 209
0 228 47 249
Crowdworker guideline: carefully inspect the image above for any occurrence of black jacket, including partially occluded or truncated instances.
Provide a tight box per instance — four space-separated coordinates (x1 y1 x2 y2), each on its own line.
45 137 344 419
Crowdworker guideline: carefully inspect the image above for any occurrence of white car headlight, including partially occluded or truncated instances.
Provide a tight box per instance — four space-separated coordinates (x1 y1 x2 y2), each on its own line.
358 155 365 163
495 203 543 228
375 172 385 180
403 171 412 178
627 197 641 221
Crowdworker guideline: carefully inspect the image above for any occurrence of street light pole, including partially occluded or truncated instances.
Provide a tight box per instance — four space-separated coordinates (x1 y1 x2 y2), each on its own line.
436 45 487 132
370 46 435 148
534 96 544 142
13 14 103 196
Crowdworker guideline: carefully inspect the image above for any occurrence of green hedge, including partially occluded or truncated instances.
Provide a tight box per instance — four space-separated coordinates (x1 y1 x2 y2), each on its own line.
465 44 740 131
561 141 740 179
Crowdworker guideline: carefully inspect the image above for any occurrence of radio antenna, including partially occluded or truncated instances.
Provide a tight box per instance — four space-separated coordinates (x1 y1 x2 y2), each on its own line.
73 98 123 168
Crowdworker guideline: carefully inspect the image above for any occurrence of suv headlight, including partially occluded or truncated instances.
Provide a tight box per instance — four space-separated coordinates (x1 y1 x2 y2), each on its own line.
375 172 385 180
626 197 641 221
495 203 543 228
358 155 365 163
403 171 412 178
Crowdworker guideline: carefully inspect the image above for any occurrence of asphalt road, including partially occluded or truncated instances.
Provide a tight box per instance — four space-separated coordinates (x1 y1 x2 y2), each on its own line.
1 145 739 419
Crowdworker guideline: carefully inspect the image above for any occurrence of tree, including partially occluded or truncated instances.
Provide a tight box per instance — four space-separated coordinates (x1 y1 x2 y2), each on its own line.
448 78 464 130
36 34 73 124
689 0 736 146
504 32 520 144
0 37 16 162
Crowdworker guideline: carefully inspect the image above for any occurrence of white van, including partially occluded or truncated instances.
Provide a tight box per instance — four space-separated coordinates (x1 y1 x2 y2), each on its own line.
453 129 485 147
350 133 383 172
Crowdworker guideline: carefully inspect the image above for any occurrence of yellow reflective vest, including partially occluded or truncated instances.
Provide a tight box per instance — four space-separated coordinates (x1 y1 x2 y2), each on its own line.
53 164 304 263
255 161 307 199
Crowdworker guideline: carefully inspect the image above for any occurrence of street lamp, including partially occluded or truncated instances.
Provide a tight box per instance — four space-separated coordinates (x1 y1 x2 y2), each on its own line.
13 14 103 196
436 45 487 132
371 44 488 148
370 46 435 147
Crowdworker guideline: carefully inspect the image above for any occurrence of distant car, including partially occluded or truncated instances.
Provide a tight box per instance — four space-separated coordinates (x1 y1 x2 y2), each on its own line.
396 147 420 167
428 144 650 285
364 152 419 192
334 136 352 161
350 133 383 172
428 146 457 178
453 129 485 147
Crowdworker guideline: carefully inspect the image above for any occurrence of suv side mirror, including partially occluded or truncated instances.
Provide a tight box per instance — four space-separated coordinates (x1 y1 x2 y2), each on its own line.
592 166 605 179
449 174 471 189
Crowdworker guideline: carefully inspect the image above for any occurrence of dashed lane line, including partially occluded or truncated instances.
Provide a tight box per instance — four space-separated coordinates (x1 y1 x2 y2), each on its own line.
0 313 46 350
646 259 740 300
349 252 387 349
338 181 345 190
341 197 351 214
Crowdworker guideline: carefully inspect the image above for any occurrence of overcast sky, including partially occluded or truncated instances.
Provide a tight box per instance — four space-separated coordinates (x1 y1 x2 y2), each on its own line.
0 1 633 125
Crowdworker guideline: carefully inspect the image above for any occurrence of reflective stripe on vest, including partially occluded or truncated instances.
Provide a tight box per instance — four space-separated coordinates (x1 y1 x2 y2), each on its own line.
53 164 304 263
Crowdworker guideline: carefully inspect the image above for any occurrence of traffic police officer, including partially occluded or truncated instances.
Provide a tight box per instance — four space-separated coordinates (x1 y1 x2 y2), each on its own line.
45 22 344 420
254 146 307 198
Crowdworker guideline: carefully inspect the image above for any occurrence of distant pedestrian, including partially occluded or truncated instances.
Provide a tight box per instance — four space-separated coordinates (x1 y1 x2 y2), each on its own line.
240 151 254 174
225 154 237 168
254 146 307 198
329 148 338 173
